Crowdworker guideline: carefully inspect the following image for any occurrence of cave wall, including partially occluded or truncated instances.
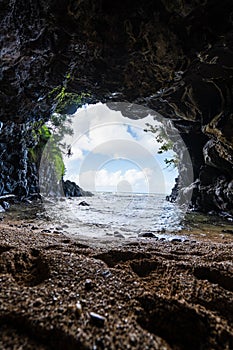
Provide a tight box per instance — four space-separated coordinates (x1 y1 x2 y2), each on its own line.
1 0 233 214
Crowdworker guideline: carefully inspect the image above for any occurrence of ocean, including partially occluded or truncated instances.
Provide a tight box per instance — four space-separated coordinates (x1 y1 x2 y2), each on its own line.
41 192 187 240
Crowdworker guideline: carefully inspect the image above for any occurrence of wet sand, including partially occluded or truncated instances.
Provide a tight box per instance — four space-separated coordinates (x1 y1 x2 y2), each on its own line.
0 218 233 349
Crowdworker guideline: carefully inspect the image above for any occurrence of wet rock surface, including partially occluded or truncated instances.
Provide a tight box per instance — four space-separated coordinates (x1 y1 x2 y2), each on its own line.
1 0 233 213
0 220 232 349
63 180 93 198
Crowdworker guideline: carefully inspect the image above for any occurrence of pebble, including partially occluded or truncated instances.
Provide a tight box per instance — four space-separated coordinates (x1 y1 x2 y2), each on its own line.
90 312 106 327
102 270 112 278
42 229 51 233
222 229 233 234
138 232 157 238
55 226 63 231
78 201 90 206
129 333 137 345
171 238 182 243
75 302 82 317
62 224 69 229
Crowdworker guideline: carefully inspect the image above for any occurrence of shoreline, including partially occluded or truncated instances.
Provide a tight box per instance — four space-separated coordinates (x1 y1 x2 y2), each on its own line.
0 218 233 349
2 198 233 244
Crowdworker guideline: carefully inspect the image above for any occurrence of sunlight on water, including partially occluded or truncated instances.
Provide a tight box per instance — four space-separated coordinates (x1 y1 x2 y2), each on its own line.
42 192 187 240
4 193 233 243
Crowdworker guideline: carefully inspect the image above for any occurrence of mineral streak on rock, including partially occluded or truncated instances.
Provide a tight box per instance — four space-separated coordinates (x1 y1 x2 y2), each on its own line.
1 0 233 214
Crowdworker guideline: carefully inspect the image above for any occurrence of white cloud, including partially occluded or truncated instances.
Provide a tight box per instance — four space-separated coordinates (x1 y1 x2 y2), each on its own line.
62 103 161 162
57 103 178 193
76 166 165 194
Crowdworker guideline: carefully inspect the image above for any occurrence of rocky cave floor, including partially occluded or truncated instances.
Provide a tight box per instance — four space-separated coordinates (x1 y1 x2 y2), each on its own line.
0 219 232 350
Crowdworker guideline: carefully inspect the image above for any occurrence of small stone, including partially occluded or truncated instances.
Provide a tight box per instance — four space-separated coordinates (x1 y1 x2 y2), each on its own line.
129 333 137 345
85 279 94 291
222 229 233 234
171 238 182 243
62 224 69 228
138 232 157 238
90 312 106 327
75 302 82 317
102 270 112 278
78 201 90 206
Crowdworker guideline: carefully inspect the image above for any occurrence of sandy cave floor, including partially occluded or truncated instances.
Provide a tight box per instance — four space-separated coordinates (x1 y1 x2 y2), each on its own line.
0 219 232 350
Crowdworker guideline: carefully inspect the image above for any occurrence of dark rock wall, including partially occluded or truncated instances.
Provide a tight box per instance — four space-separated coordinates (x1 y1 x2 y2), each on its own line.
1 0 233 213
0 122 39 198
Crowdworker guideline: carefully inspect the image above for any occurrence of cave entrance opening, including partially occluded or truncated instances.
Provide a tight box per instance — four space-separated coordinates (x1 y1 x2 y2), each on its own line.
64 103 178 194
61 102 179 196
38 101 194 239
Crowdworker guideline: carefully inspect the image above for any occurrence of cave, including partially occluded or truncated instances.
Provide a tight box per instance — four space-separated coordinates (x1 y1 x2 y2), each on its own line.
1 0 233 216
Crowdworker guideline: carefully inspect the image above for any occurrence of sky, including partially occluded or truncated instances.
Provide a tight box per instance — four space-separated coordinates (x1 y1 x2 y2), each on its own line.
58 103 178 194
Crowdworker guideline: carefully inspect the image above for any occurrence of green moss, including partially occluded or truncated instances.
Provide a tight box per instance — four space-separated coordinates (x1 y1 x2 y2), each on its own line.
30 86 91 182
54 152 66 178
48 83 91 115
55 91 91 115
48 86 62 98
29 124 66 180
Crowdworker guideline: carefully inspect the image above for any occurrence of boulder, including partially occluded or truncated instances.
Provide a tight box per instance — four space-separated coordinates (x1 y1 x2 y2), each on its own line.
62 180 93 198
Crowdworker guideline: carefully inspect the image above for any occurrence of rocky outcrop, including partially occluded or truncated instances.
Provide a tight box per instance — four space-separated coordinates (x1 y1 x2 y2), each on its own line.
62 180 93 197
1 0 233 214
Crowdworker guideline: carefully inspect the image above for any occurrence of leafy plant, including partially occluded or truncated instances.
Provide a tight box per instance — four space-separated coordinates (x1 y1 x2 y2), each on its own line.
144 123 179 168
29 123 67 181
49 84 91 115
29 89 92 184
